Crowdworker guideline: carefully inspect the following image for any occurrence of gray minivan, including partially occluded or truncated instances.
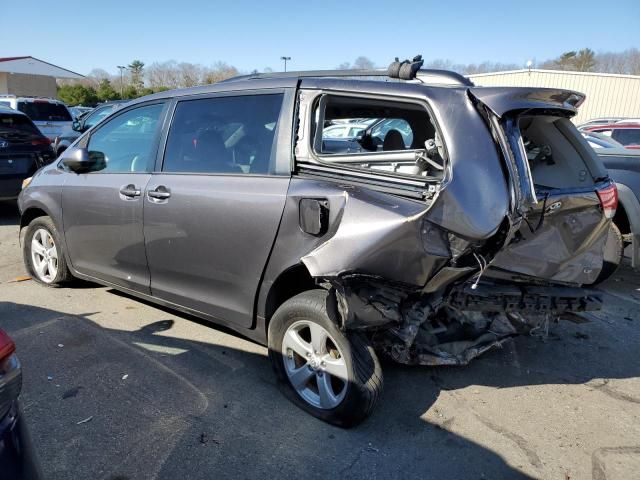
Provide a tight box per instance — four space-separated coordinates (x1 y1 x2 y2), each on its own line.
18 65 615 426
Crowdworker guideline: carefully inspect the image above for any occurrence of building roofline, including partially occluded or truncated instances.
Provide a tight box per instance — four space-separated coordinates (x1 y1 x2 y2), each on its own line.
468 68 640 80
0 56 84 78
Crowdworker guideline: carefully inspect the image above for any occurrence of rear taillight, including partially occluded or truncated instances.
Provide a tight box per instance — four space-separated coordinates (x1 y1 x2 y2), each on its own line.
0 329 15 362
31 137 51 146
597 183 618 219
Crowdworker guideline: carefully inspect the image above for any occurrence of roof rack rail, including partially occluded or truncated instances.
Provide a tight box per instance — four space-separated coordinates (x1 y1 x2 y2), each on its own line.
221 68 473 87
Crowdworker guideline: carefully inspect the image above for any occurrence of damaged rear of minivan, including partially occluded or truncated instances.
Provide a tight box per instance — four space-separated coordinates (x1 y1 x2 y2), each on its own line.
267 79 615 426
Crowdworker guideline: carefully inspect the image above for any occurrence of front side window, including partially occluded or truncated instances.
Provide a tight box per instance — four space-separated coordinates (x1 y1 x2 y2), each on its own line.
163 94 283 174
86 103 164 173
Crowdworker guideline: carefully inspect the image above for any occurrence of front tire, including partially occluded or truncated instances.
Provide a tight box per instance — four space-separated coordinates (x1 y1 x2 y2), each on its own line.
23 216 73 286
268 289 383 428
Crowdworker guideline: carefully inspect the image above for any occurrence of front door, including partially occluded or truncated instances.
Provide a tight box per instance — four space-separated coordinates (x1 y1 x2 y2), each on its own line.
143 92 290 327
61 102 166 292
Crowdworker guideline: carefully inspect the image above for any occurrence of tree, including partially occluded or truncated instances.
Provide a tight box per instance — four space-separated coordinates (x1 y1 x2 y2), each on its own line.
573 48 596 72
337 57 375 70
96 79 120 102
128 60 145 89
121 85 139 100
352 56 375 69
203 62 238 84
57 84 99 106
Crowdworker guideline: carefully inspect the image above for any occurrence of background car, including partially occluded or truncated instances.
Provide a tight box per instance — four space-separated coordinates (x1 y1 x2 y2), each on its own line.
0 329 42 479
53 100 128 156
0 106 54 200
582 131 625 149
69 106 93 120
596 146 640 271
0 96 73 140
583 123 640 149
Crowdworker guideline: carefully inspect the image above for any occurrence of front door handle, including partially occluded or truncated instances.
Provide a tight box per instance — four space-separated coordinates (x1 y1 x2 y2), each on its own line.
119 184 141 198
148 185 171 200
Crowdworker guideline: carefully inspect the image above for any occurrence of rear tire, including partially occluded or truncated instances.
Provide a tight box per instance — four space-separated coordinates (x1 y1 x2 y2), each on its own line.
593 222 624 284
23 216 73 287
268 289 383 428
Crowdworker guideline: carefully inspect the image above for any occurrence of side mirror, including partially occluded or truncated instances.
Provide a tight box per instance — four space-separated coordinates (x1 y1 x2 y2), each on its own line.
60 147 105 173
72 120 82 132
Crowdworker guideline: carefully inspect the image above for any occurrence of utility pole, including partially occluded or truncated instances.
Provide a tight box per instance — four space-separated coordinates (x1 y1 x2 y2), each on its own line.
280 56 291 72
117 65 127 98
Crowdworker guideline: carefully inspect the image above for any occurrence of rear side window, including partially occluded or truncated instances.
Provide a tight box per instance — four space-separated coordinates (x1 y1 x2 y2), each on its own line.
163 94 283 174
311 95 445 179
0 113 40 135
18 102 72 122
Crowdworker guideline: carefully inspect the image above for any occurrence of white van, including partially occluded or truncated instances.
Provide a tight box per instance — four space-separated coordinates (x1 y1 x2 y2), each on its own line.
0 95 73 140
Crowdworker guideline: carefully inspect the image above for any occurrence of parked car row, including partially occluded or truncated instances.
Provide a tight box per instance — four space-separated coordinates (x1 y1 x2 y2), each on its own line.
17 64 617 426
0 107 55 200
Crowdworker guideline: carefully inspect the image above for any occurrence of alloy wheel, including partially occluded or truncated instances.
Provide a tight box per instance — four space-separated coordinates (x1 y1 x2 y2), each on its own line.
30 228 58 283
281 320 348 409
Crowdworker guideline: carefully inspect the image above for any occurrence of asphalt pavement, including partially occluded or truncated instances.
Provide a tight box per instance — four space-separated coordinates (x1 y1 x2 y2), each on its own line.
1 201 639 480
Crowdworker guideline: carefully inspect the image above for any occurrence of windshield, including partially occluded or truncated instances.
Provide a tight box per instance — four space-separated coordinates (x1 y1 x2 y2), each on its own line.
18 101 72 122
0 113 41 136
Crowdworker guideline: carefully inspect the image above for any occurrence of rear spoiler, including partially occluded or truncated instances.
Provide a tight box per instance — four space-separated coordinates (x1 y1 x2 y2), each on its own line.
469 87 586 118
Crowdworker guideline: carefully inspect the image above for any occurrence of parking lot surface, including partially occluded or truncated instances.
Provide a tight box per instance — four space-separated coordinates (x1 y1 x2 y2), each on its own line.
1 202 639 480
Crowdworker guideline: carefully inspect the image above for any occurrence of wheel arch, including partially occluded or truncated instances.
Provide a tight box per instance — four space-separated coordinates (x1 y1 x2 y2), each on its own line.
263 263 318 330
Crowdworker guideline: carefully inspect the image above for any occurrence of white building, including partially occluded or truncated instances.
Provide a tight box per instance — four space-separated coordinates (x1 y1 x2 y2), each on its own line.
0 56 83 98
468 69 640 124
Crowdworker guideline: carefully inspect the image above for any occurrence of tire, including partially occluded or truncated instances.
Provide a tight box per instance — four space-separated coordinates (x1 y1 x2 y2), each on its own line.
268 289 383 428
593 222 624 285
23 216 73 287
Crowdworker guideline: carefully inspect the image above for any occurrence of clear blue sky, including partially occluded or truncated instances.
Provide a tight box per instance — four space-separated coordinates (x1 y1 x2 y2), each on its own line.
2 0 639 75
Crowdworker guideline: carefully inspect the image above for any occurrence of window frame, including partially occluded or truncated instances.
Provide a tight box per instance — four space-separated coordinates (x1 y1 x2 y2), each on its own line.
67 99 169 175
156 88 294 177
306 91 447 181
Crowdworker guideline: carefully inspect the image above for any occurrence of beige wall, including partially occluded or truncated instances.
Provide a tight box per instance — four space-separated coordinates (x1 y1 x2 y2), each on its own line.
468 70 640 124
0 73 57 98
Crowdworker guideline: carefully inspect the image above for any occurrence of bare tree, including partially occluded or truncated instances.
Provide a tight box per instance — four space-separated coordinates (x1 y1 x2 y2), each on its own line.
178 62 203 87
203 62 238 84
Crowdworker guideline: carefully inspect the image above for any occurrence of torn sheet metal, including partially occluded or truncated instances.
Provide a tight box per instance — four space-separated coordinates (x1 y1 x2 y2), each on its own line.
490 191 610 284
301 188 451 286
330 273 603 366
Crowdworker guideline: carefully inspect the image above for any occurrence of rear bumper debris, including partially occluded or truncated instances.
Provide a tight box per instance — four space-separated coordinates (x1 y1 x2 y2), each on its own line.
329 275 603 366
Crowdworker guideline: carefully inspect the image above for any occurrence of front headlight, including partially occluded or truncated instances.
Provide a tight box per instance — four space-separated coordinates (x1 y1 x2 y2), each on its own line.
21 177 33 190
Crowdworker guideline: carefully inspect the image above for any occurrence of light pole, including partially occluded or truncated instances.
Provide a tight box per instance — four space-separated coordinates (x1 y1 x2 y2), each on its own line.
280 56 291 72
117 65 128 97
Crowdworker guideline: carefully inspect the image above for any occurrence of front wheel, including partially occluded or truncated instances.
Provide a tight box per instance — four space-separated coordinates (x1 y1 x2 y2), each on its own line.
23 216 73 286
268 289 383 428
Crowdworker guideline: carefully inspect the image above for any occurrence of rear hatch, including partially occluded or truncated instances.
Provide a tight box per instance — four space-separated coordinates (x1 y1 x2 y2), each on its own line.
17 99 73 140
470 88 613 285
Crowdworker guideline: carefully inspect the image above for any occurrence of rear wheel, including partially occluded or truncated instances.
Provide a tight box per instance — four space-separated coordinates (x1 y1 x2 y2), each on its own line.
593 222 624 284
268 290 382 428
23 216 73 286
